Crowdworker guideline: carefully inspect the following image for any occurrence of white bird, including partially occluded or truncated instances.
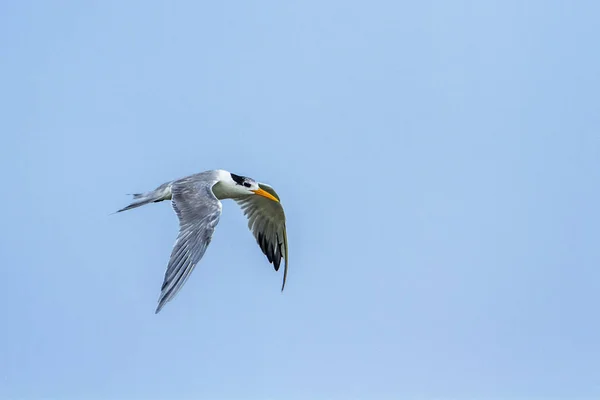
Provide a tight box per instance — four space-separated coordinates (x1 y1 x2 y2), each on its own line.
116 169 288 313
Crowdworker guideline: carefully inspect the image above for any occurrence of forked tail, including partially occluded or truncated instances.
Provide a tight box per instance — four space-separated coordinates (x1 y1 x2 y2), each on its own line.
116 181 173 213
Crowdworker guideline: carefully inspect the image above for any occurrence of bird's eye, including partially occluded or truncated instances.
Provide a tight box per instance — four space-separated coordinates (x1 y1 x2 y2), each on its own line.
243 182 251 188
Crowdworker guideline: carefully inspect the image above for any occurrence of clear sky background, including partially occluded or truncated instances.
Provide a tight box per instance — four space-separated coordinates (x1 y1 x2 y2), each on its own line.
1 1 599 399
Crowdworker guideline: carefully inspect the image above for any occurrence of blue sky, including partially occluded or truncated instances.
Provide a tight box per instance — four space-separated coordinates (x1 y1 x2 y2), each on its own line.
1 1 599 399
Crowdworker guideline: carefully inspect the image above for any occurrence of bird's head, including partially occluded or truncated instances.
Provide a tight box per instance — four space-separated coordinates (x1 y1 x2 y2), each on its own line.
213 170 279 202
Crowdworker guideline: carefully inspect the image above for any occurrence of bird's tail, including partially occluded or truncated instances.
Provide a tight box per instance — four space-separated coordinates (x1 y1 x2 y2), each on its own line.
116 181 173 213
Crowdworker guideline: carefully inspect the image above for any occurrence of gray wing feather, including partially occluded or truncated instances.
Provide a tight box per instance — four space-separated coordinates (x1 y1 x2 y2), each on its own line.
155 181 222 313
235 183 288 291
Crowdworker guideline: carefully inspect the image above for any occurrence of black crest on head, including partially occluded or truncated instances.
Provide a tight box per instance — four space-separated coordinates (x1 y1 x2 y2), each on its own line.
230 173 246 186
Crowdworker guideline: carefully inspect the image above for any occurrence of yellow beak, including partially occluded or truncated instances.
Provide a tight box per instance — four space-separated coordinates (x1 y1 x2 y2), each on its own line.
252 188 279 202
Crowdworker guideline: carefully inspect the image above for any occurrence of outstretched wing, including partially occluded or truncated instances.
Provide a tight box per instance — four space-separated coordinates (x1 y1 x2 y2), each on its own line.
235 183 289 291
156 181 222 313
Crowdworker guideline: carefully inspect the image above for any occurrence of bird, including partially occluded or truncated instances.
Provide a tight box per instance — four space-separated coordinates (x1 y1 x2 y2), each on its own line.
116 169 288 314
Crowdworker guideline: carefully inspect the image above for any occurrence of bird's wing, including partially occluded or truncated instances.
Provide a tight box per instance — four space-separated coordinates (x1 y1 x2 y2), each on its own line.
156 181 222 313
234 183 289 291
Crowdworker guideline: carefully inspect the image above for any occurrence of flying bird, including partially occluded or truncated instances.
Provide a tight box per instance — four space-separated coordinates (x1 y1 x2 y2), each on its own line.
116 169 288 313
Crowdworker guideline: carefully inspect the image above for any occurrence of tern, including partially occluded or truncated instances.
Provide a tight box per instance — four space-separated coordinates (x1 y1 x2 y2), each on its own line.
116 169 288 313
